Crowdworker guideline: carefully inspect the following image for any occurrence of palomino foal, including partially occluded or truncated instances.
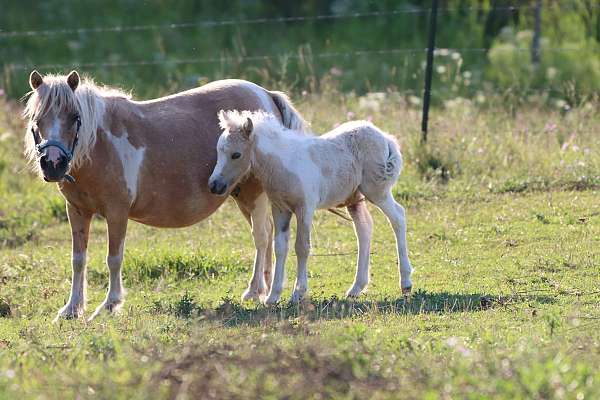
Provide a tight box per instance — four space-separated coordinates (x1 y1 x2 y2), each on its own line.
24 71 307 321
209 111 413 304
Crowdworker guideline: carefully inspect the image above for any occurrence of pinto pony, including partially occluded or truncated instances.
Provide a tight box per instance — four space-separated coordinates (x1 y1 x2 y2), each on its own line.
23 70 307 321
209 111 413 304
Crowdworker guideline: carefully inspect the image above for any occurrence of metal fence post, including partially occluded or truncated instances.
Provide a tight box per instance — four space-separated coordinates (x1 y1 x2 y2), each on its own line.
421 0 439 143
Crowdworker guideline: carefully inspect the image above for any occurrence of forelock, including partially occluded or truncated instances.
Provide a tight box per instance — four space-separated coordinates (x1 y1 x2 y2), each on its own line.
23 75 78 121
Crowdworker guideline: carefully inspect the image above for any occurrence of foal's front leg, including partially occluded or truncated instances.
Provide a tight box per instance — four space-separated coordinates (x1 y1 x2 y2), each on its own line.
54 203 92 321
290 207 314 303
89 213 128 320
264 206 292 305
241 193 271 302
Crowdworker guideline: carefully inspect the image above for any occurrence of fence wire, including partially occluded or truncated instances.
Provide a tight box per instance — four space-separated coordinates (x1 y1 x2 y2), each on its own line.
7 46 586 71
1 4 597 39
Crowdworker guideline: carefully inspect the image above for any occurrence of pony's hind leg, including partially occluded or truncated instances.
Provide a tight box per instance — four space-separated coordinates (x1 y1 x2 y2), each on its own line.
290 207 314 304
54 203 93 322
369 191 413 295
89 213 128 321
346 200 374 298
264 206 292 305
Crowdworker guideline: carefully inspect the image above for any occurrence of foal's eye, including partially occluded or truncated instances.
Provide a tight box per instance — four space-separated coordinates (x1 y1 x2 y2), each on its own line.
231 152 241 160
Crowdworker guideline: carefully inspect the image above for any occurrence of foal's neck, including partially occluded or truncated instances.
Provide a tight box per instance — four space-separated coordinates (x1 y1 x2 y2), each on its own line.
250 129 301 182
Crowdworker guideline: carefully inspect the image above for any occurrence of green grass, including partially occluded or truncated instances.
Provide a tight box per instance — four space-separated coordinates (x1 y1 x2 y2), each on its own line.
1 94 600 398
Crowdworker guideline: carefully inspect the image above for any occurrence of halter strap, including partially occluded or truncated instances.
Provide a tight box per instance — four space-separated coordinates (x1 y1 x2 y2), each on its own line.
32 116 81 183
33 116 81 161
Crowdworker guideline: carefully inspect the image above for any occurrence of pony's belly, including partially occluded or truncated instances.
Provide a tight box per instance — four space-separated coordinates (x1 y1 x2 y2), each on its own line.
129 192 225 228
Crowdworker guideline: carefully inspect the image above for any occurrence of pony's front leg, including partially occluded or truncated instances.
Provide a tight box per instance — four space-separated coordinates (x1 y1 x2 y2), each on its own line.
290 207 314 304
241 193 270 302
54 203 92 322
264 206 292 305
89 214 128 320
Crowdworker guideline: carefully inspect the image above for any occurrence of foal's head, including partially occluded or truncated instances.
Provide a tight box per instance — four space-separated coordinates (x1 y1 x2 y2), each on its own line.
24 70 83 182
208 110 256 196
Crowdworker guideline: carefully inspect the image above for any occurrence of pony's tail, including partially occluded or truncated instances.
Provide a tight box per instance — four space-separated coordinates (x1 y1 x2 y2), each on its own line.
268 91 308 133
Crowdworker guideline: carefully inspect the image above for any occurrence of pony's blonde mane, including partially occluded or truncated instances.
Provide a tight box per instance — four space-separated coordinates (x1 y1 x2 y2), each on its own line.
23 74 130 169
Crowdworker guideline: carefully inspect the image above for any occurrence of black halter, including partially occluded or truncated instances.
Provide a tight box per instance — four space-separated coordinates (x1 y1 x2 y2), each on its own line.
32 115 81 183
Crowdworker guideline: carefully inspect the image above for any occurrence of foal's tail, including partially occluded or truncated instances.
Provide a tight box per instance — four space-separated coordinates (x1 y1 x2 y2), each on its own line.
381 136 403 181
269 91 309 133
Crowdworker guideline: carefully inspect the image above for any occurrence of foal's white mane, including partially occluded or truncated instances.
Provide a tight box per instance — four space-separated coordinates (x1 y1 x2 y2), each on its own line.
23 74 130 169
219 109 311 139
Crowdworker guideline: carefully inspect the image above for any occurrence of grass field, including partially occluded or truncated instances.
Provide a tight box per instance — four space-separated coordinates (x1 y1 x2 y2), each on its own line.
0 91 599 399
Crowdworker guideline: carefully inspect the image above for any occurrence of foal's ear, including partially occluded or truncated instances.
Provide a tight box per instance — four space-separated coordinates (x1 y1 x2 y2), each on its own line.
29 70 43 90
66 70 80 91
241 117 253 138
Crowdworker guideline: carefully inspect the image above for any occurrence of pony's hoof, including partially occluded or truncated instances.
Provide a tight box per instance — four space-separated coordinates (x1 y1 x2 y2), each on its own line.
402 286 412 296
53 303 85 323
87 299 124 321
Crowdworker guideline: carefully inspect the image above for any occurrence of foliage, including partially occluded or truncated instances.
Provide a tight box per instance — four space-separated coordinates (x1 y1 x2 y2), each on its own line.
0 0 598 102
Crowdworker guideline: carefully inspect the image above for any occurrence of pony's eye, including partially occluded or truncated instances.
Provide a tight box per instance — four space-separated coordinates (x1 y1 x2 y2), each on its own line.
231 152 241 160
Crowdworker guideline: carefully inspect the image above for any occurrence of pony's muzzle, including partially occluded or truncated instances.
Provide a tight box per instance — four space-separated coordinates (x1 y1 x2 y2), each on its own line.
40 151 69 182
208 178 228 196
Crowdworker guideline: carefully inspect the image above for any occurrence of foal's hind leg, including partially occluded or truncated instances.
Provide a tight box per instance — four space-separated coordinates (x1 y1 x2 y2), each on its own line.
368 191 413 294
346 200 374 298
54 203 92 321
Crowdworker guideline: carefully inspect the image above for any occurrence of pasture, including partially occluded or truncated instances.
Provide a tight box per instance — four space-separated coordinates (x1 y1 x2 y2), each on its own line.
0 92 599 399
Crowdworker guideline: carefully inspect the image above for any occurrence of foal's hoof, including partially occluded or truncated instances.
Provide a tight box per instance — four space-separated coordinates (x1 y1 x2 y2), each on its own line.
53 303 85 323
263 293 281 306
401 286 412 296
241 288 265 303
345 284 367 298
290 290 307 304
88 299 124 321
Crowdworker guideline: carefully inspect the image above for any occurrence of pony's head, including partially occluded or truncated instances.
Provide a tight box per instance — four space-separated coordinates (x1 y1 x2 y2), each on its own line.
208 110 258 196
23 70 102 182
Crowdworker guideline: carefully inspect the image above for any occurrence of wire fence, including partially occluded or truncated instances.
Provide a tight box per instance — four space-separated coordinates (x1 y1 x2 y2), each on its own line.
1 4 597 39
7 46 587 71
0 6 559 38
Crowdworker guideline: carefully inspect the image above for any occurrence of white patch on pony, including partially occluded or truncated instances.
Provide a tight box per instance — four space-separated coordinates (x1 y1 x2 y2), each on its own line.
107 132 145 203
48 117 61 140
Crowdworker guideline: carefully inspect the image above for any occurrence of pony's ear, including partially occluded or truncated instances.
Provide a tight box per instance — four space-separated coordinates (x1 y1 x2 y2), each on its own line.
29 70 43 90
66 70 80 91
241 117 253 138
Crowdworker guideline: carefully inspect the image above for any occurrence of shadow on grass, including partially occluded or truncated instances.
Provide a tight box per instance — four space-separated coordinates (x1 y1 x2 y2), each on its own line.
176 289 556 327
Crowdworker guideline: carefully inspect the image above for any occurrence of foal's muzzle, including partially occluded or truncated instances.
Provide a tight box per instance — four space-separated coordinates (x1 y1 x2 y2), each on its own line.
208 178 228 196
